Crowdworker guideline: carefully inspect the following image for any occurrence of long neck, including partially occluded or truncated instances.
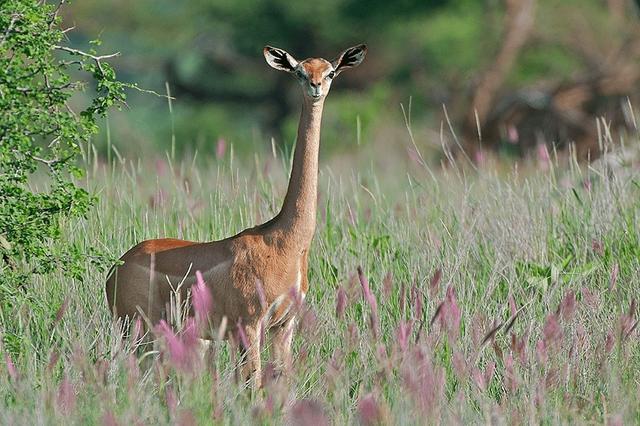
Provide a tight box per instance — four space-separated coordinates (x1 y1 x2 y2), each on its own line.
274 97 324 245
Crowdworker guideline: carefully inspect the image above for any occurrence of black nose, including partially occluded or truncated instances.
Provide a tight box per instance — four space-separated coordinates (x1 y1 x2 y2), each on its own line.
310 81 320 88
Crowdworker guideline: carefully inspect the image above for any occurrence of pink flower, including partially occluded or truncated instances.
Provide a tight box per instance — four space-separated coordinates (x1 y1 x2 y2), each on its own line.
605 331 615 354
335 286 347 319
155 159 167 176
412 285 423 321
505 353 518 393
429 268 442 298
471 368 485 391
56 375 76 415
101 410 119 426
357 266 379 339
357 266 377 313
54 298 69 326
402 348 444 415
382 272 393 299
536 340 547 364
154 320 199 372
559 290 576 321
47 350 60 372
580 287 599 308
215 137 227 159
4 353 17 381
395 320 413 352
484 361 495 389
609 264 619 291
165 385 177 417
508 294 517 317
357 393 383 425
193 271 213 321
592 240 604 256
288 399 329 426
439 286 461 340
451 351 467 381
542 314 562 347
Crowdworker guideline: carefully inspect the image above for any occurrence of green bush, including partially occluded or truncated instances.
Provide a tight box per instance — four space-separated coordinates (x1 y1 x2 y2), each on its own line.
0 1 125 296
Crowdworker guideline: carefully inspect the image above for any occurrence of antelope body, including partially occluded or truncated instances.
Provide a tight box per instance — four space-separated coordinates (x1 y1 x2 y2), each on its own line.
106 44 367 388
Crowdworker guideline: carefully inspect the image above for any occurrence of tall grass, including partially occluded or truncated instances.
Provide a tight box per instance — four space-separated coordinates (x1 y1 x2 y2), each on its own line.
1 132 639 424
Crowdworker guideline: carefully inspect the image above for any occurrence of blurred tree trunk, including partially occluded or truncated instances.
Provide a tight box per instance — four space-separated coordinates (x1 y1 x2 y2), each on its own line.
462 0 537 160
457 0 640 162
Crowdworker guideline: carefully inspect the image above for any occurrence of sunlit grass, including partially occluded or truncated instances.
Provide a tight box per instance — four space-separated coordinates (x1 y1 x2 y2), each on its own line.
1 136 639 424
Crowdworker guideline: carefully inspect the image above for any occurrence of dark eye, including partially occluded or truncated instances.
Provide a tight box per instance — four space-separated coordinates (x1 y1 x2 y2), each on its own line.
327 71 335 79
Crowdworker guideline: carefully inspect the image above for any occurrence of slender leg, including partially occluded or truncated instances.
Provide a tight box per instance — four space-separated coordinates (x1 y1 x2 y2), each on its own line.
271 317 295 377
238 323 262 390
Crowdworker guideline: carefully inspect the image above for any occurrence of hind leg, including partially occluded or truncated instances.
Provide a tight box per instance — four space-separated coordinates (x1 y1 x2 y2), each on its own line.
270 318 295 377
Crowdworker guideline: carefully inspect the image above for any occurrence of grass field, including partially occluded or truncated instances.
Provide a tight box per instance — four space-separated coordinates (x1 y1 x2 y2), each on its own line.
1 134 640 424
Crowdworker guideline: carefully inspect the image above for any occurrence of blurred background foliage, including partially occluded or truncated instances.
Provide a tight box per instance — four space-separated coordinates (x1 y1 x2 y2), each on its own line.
62 0 640 161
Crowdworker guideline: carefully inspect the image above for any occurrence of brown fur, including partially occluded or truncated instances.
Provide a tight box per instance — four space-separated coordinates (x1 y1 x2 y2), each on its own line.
301 59 332 86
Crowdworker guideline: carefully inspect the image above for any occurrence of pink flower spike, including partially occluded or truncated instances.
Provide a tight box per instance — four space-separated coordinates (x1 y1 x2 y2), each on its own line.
154 320 190 371
357 266 377 314
395 320 413 352
165 385 177 417
288 399 329 426
440 286 461 340
560 290 576 321
484 361 496 389
508 293 517 317
54 298 69 326
382 272 393 299
471 368 485 391
429 268 442 297
357 393 382 426
609 263 619 291
101 410 119 426
56 375 76 415
4 353 18 381
412 285 423 320
536 340 547 364
47 350 60 372
216 137 227 159
193 271 213 320
451 351 467 381
505 353 517 393
543 314 562 347
335 286 347 319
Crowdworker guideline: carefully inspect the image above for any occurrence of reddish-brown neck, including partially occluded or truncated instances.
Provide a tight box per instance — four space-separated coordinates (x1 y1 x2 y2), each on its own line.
273 97 324 246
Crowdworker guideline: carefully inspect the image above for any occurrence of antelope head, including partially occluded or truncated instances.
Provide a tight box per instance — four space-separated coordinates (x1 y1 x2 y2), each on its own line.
263 44 367 101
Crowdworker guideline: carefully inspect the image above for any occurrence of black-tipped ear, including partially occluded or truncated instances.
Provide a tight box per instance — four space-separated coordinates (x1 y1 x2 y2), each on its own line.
331 44 367 75
263 46 298 72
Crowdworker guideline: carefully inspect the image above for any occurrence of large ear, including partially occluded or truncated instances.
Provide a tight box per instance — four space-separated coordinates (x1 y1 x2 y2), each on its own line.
263 46 298 73
331 44 367 75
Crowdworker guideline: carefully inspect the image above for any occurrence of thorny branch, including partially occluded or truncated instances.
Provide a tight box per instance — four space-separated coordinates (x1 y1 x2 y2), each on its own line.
54 45 121 76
